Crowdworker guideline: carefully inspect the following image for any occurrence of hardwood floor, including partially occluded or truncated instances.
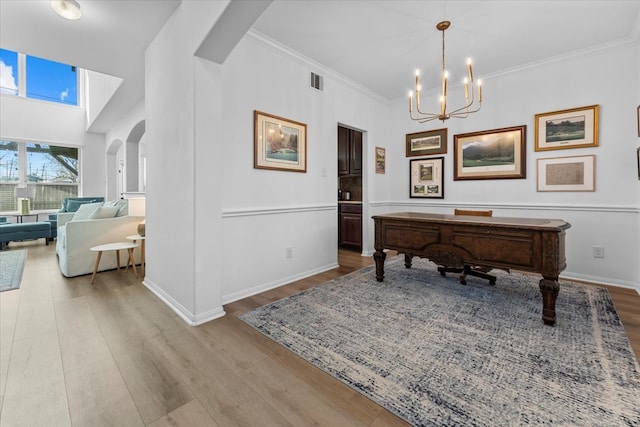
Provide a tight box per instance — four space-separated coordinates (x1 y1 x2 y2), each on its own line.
1 243 638 426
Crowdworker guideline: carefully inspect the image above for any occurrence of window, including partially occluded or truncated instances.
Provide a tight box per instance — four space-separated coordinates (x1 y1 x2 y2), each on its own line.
0 48 78 106
26 55 77 105
0 140 79 211
0 49 18 95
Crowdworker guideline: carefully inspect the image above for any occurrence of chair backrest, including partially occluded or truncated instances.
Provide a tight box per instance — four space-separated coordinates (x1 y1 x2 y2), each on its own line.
454 209 493 217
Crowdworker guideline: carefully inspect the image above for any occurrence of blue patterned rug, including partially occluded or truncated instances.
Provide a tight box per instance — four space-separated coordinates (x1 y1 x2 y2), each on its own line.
241 256 640 426
0 249 26 292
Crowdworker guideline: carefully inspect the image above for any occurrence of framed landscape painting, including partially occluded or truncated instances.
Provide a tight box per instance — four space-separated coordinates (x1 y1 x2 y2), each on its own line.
254 110 307 172
410 157 444 198
537 155 595 192
453 125 526 180
406 128 447 157
534 105 599 151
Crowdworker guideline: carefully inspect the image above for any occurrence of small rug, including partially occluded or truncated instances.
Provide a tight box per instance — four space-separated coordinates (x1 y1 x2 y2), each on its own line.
0 249 27 292
240 256 640 426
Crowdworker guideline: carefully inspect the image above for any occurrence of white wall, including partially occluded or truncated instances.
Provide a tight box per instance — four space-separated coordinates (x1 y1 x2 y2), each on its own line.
376 40 639 289
218 33 389 303
0 94 107 197
144 1 229 324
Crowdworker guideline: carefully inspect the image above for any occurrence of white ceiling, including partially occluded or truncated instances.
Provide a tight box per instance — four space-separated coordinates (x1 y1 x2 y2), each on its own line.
1 1 639 131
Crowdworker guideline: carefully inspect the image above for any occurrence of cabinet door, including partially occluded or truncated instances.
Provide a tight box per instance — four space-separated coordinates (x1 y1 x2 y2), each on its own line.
338 126 350 176
340 213 362 248
349 130 362 175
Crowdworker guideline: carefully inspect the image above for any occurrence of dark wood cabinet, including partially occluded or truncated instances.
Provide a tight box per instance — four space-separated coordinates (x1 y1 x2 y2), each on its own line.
338 126 362 176
339 203 362 249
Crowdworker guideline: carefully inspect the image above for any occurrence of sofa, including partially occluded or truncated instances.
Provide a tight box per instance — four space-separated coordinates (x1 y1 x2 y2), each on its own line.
55 199 143 277
48 197 105 239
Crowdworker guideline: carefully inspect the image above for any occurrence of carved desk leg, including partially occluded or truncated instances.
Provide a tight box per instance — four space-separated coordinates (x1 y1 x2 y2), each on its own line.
374 250 386 282
404 253 413 269
539 278 559 326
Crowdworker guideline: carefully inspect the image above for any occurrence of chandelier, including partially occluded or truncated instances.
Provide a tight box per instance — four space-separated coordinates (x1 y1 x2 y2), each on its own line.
409 21 482 123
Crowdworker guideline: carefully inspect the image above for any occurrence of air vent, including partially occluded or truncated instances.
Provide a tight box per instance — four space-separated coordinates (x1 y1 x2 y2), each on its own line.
310 72 323 91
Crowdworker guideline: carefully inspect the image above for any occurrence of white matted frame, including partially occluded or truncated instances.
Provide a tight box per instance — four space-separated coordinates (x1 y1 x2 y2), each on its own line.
410 157 444 198
537 155 595 192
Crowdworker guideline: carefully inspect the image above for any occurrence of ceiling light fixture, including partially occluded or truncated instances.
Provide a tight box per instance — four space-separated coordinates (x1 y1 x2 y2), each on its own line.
50 0 82 21
409 21 482 123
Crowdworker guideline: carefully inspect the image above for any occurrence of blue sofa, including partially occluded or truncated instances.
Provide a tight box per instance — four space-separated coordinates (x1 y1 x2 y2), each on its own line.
47 197 105 239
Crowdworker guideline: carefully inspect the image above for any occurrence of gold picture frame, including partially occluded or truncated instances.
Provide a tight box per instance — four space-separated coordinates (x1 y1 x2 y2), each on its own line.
406 128 447 157
254 110 307 172
453 125 526 180
537 155 595 192
410 157 444 198
534 105 599 151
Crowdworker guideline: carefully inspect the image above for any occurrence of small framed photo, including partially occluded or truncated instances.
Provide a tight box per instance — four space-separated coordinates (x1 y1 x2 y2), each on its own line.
534 105 599 151
637 147 640 180
375 146 386 174
410 157 444 199
254 110 307 172
406 128 447 157
537 155 595 192
453 125 526 180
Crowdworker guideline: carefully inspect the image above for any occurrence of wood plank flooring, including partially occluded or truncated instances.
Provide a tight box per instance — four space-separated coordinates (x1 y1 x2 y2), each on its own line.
0 242 638 426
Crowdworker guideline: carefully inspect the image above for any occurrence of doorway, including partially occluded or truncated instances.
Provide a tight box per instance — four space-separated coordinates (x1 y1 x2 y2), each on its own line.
337 125 363 252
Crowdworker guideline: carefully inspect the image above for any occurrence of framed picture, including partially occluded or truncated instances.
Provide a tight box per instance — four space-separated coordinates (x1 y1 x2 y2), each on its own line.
254 110 307 172
406 128 447 157
375 146 386 174
637 147 640 180
534 104 599 151
537 155 595 192
453 125 526 180
410 157 444 198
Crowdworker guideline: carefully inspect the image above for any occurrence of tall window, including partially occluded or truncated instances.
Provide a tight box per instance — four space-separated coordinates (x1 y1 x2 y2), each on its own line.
0 140 79 211
0 48 78 106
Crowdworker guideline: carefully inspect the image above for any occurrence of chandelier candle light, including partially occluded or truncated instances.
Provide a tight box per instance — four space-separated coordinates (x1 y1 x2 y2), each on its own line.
409 21 482 123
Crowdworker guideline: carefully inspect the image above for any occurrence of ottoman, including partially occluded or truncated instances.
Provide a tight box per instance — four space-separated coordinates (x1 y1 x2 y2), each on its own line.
0 222 51 250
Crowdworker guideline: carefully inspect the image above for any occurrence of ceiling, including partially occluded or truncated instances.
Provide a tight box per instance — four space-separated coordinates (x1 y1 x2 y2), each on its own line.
1 1 639 131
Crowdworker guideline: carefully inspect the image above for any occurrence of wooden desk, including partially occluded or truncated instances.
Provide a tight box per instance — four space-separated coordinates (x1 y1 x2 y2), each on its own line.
373 212 571 326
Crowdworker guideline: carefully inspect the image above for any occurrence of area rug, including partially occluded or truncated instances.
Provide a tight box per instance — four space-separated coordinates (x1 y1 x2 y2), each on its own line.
240 256 640 426
0 249 26 292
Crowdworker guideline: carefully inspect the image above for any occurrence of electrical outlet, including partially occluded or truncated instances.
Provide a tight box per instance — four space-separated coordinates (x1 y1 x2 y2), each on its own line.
593 246 605 258
285 246 293 258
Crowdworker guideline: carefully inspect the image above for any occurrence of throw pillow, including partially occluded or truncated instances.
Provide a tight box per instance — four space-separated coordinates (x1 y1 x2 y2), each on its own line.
72 202 103 221
66 199 99 212
89 206 120 219
104 199 129 217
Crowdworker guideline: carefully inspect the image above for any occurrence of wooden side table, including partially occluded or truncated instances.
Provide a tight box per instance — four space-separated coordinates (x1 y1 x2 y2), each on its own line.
126 235 145 276
90 242 139 284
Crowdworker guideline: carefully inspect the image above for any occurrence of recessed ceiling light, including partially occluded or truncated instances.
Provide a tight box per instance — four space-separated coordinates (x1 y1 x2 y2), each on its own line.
50 0 82 21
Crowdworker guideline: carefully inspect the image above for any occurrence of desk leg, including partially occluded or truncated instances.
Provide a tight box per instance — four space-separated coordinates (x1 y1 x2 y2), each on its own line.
373 250 386 282
539 278 559 326
91 252 103 284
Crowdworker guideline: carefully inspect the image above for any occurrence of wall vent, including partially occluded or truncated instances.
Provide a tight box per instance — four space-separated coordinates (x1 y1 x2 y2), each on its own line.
310 72 323 91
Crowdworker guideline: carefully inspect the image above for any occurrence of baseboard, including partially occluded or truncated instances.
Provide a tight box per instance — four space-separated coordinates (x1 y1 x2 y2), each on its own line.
222 261 339 305
142 278 226 326
560 272 640 294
